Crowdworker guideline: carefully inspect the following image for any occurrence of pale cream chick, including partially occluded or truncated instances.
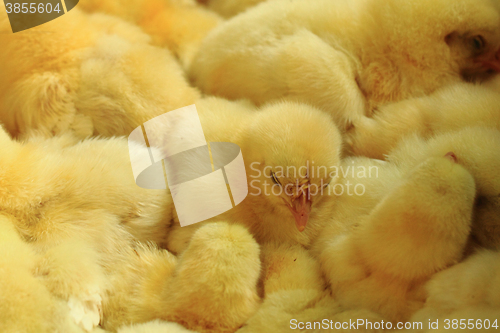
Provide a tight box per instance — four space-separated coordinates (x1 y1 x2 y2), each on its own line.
190 0 500 131
165 99 342 254
1 210 260 332
313 154 476 323
0 8 199 140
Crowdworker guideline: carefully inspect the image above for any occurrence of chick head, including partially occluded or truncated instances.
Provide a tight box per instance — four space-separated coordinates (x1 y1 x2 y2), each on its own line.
443 0 500 79
369 0 500 82
242 101 342 232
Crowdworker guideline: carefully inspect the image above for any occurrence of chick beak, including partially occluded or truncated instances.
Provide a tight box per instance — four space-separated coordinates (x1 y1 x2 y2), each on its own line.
479 48 500 72
286 190 312 232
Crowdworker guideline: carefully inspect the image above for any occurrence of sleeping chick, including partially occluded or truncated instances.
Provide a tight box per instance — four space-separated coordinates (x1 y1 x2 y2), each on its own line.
165 99 342 254
348 81 500 158
190 0 500 131
313 127 500 322
313 154 476 323
0 126 262 332
0 8 199 140
104 223 261 333
77 0 221 66
388 127 500 251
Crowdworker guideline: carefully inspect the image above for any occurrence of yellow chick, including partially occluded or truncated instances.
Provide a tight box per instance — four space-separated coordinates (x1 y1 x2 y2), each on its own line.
260 242 325 295
0 8 199 140
104 222 261 333
313 153 476 323
78 0 222 66
165 99 342 254
0 214 94 333
240 241 384 333
0 127 172 249
0 125 173 330
315 126 500 322
0 126 262 332
388 127 500 251
190 0 500 131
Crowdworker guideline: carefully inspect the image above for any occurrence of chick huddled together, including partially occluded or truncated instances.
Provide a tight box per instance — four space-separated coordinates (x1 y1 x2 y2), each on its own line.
1 0 500 332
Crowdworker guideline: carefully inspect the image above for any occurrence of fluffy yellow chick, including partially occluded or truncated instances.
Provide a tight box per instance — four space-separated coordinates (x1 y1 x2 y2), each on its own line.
104 223 261 333
240 240 385 333
190 0 500 130
165 99 342 254
0 214 96 333
0 125 174 330
260 242 325 295
412 249 500 328
0 8 199 140
313 154 476 322
388 127 500 251
349 81 500 158
0 127 172 249
78 0 222 66
0 126 262 331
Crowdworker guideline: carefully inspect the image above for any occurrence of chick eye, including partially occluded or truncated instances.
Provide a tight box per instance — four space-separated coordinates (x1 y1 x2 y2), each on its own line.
270 172 281 186
472 35 485 52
